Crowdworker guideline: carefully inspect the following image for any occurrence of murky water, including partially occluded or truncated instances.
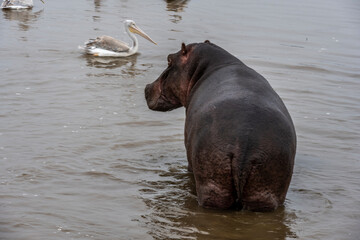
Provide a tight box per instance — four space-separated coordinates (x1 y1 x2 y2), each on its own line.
1 0 359 239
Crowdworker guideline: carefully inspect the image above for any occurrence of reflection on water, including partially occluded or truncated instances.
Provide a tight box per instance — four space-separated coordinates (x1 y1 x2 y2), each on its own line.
84 54 137 70
94 0 101 12
2 8 43 31
83 54 154 77
92 0 101 22
165 0 189 12
165 0 189 23
139 160 297 240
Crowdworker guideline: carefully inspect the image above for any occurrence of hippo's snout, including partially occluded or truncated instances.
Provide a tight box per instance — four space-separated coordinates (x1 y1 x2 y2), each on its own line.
145 79 183 112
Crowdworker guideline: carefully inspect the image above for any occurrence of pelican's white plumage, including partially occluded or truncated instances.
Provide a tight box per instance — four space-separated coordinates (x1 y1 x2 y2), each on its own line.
1 0 44 9
80 20 156 57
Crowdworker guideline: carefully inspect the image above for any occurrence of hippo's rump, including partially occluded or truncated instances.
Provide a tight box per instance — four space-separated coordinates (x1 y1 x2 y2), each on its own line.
185 64 296 210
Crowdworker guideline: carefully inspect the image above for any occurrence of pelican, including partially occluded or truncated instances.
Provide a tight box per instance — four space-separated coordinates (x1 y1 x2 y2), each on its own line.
80 20 157 57
1 0 44 9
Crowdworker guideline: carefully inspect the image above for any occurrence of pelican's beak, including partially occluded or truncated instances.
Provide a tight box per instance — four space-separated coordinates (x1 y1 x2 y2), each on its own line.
129 24 157 45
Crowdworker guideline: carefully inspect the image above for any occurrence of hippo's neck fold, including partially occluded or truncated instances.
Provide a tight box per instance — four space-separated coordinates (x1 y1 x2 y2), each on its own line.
185 60 242 108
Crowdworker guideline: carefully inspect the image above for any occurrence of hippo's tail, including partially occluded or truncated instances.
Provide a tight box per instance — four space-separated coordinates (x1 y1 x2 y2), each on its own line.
231 150 282 211
229 152 246 210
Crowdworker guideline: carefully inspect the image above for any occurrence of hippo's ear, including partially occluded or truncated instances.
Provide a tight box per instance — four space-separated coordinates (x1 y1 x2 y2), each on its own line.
181 43 187 55
204 40 211 44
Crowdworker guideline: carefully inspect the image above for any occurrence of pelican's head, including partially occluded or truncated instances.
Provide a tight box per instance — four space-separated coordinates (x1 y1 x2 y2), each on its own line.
124 20 157 45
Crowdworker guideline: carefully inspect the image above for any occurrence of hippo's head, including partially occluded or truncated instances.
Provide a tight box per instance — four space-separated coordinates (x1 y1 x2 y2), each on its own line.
145 40 238 111
145 42 197 111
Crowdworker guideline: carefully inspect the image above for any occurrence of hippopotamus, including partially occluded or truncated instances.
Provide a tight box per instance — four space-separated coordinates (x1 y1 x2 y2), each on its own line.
144 41 296 211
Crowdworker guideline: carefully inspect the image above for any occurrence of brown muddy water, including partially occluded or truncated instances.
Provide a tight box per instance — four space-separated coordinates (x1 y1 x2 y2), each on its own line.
1 0 359 239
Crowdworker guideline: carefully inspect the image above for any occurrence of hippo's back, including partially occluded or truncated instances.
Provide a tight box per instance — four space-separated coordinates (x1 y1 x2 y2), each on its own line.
185 63 296 211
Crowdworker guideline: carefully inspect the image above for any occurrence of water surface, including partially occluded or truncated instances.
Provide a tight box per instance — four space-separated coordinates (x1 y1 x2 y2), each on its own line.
1 0 360 239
